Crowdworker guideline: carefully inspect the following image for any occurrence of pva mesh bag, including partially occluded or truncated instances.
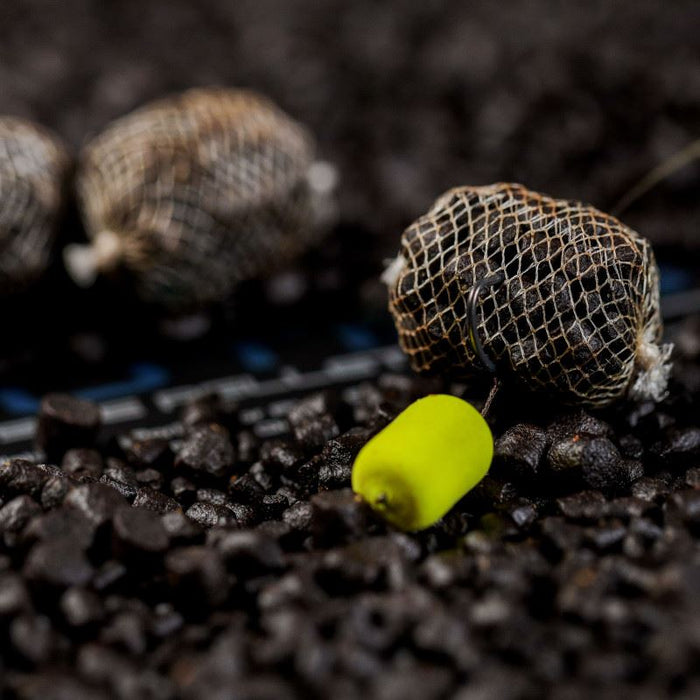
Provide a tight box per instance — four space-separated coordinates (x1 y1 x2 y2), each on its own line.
69 88 334 309
384 183 672 407
0 117 70 295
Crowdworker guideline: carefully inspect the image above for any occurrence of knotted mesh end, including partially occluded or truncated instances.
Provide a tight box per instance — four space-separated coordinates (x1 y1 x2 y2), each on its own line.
629 336 674 403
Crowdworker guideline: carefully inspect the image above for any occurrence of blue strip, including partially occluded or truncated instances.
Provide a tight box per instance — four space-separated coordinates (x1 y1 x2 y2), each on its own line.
0 389 39 415
336 324 379 352
659 264 695 295
233 341 279 373
75 363 170 402
0 363 171 416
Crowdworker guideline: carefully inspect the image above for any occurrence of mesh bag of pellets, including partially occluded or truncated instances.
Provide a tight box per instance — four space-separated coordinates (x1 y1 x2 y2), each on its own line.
383 183 673 408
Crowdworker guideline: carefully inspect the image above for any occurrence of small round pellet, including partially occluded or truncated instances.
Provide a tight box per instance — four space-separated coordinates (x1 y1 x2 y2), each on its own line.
0 117 70 295
68 87 335 309
384 183 673 407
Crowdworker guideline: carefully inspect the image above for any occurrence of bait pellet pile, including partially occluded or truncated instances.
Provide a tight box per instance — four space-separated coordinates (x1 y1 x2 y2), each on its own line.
1 335 700 698
0 117 70 296
385 184 673 407
72 87 327 309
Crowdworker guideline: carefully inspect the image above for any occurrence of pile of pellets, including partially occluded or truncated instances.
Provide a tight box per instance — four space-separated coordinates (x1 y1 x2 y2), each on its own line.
1 323 700 699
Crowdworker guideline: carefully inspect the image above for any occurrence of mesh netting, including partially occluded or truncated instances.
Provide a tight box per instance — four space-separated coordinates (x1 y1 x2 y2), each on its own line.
386 183 672 407
0 117 69 295
76 88 321 309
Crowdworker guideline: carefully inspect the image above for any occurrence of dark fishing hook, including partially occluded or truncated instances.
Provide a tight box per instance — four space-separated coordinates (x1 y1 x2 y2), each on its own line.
464 273 504 373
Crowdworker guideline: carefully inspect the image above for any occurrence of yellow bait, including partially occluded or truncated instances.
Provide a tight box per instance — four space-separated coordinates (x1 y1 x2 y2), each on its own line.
352 394 493 531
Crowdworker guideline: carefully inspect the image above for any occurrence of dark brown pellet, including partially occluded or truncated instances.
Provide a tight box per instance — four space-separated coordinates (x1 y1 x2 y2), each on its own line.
35 393 102 460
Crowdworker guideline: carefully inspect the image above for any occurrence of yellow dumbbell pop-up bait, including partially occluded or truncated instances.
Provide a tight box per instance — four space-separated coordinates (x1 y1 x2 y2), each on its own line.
352 394 493 531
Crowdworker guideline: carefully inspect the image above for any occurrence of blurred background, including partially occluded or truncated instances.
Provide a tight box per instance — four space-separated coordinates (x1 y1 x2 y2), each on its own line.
0 0 699 422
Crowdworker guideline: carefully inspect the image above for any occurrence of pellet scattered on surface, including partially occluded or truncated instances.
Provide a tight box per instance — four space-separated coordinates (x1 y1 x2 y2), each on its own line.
1 368 700 698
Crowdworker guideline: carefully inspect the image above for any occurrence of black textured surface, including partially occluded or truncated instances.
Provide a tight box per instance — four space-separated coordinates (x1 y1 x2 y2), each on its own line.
1 1 699 251
0 332 698 697
1 1 700 697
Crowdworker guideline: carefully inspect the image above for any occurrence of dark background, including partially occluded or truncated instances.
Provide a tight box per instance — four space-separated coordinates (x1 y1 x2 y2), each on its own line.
0 0 699 393
2 0 699 246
